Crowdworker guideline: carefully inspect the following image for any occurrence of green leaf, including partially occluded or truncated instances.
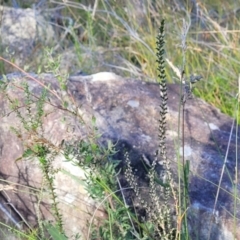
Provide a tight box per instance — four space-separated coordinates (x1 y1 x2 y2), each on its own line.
23 149 35 158
63 101 68 108
45 223 67 240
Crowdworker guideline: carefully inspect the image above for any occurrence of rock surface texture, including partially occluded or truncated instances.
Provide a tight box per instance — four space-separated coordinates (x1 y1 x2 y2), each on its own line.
0 5 55 72
0 72 239 239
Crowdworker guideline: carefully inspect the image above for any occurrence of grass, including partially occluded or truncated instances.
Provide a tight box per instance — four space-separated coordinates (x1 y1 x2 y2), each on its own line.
0 0 239 121
0 0 239 239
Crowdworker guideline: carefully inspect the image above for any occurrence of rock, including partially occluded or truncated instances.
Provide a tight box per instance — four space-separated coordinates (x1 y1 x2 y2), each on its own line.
0 73 106 239
0 5 55 72
0 72 239 239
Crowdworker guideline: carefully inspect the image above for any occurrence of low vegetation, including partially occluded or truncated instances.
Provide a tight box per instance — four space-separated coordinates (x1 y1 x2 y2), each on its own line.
0 1 239 240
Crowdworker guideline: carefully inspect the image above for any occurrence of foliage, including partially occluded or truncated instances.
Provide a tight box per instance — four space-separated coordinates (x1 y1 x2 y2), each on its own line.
0 1 239 240
1 1 239 121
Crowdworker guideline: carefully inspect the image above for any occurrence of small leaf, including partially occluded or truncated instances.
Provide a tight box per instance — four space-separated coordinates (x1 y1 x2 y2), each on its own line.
63 101 68 108
23 149 35 158
15 156 23 162
45 223 67 240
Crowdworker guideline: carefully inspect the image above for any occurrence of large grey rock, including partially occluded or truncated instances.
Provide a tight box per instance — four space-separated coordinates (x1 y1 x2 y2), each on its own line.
68 72 240 240
0 72 239 239
0 73 106 239
0 5 55 72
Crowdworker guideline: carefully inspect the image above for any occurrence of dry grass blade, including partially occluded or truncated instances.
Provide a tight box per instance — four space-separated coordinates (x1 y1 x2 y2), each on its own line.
0 184 17 192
